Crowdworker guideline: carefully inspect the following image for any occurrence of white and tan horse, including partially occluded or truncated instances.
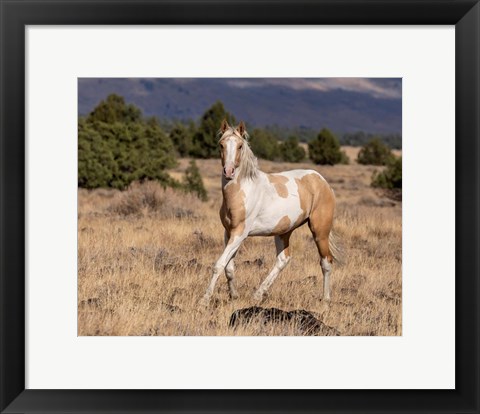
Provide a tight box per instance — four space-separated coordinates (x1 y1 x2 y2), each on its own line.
201 120 339 305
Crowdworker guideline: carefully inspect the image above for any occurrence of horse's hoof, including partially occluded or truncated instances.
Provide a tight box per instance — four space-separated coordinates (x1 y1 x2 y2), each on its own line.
253 291 264 302
320 297 331 308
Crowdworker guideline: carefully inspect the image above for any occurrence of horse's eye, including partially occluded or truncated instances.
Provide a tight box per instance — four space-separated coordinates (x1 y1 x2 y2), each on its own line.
239 145 243 149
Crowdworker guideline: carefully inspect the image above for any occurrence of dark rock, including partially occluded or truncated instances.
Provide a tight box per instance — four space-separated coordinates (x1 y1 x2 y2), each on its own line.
229 306 339 336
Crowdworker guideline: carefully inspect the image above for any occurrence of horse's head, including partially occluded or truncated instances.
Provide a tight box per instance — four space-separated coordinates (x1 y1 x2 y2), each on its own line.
218 119 247 180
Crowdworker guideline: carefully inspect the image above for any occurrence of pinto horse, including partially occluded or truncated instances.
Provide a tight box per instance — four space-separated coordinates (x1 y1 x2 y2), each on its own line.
201 120 339 305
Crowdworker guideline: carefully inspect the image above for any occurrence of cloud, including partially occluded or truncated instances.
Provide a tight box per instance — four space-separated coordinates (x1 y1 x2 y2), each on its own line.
225 78 401 99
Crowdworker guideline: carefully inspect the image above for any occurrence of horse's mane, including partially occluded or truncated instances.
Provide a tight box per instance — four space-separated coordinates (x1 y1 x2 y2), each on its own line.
218 127 259 181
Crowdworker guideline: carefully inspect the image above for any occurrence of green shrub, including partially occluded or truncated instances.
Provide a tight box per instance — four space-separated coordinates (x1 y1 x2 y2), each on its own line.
190 101 236 158
182 160 208 201
78 95 177 189
342 131 402 149
339 150 350 165
357 138 395 165
250 128 280 160
372 156 402 189
87 94 141 124
169 121 194 157
279 136 306 162
78 120 118 189
138 120 177 181
308 128 344 165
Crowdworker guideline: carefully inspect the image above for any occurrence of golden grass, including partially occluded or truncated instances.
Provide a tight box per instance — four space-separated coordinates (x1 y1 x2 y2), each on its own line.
78 155 402 336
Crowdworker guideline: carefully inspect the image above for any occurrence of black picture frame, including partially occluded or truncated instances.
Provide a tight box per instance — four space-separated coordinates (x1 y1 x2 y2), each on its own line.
1 1 479 413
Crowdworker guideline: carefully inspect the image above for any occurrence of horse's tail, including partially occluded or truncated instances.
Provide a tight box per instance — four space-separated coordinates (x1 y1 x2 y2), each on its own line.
329 229 345 265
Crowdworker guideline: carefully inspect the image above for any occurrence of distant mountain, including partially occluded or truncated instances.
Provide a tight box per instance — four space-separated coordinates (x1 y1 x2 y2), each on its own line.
78 78 401 135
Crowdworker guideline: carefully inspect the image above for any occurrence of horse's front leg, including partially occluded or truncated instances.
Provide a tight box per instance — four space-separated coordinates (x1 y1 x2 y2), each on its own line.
224 231 239 299
200 229 247 305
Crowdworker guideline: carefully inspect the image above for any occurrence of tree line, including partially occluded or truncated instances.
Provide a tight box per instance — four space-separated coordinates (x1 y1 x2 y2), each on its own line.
78 94 207 199
78 94 401 194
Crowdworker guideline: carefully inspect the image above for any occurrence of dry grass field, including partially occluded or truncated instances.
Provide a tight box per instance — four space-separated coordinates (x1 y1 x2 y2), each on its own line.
78 153 402 336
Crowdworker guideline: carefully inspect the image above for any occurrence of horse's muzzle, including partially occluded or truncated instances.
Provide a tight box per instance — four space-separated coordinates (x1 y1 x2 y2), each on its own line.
223 166 235 180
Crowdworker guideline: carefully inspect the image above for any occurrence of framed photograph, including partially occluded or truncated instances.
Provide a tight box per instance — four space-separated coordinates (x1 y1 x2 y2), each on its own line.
77 76 403 339
1 1 479 413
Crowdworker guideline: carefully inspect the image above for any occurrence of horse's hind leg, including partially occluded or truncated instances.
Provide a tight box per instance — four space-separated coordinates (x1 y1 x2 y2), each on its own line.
225 259 238 299
224 231 239 299
320 254 332 301
308 209 334 301
253 232 292 301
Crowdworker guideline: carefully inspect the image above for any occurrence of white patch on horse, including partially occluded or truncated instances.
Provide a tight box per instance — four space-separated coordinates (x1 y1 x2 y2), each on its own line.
223 138 237 177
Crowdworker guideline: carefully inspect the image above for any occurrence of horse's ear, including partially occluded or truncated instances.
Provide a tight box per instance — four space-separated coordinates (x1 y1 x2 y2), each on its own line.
236 121 246 137
221 119 230 133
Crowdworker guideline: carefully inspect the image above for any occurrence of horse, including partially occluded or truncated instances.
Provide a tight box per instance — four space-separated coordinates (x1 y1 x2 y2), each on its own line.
200 119 339 305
